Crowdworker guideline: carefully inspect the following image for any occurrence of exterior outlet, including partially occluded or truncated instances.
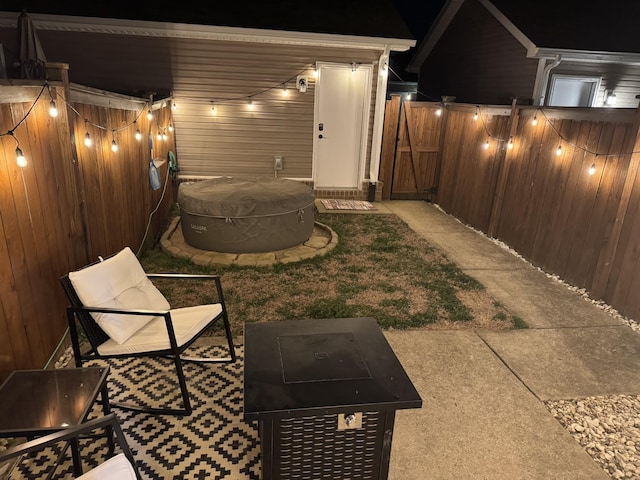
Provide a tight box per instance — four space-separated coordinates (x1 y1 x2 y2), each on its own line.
274 156 283 170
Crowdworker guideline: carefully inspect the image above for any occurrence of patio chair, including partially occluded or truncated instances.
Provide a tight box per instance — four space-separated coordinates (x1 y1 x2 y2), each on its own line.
0 413 142 479
60 246 236 416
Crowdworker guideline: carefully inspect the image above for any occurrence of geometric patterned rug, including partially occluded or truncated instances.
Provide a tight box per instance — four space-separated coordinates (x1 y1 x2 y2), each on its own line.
7 344 261 480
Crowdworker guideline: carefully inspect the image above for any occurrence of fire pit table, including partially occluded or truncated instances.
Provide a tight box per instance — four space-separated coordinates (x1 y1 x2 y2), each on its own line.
243 317 422 480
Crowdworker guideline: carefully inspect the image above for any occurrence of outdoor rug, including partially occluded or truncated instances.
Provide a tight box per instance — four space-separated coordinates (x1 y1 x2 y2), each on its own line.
320 199 377 211
7 344 261 480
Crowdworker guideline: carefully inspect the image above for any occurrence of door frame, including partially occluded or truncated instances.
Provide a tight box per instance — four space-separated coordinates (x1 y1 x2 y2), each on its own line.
312 61 373 189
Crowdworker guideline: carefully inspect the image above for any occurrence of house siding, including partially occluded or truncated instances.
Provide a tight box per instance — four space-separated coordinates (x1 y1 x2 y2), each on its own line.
0 27 382 185
418 0 538 105
549 61 640 109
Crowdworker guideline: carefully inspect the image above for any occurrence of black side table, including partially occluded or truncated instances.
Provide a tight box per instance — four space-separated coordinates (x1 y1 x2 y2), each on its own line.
0 367 113 477
244 317 422 480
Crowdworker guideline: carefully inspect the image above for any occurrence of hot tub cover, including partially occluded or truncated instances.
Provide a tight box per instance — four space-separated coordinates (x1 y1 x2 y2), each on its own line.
178 177 314 218
177 177 315 253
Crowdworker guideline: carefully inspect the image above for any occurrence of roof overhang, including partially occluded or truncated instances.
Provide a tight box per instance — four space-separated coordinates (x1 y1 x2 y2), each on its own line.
530 47 640 66
0 11 415 52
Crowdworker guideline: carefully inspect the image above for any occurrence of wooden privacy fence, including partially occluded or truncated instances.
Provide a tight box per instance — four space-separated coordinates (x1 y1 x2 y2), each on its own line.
0 67 175 380
381 97 640 324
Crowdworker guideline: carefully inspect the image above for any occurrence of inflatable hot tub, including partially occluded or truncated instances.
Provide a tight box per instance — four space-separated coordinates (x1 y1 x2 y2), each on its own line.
178 177 315 253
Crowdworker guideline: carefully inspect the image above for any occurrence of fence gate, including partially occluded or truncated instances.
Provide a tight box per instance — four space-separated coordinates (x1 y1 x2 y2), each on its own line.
379 98 444 200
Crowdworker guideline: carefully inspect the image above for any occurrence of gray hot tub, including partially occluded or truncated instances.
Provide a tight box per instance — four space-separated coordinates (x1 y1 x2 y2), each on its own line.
178 177 315 253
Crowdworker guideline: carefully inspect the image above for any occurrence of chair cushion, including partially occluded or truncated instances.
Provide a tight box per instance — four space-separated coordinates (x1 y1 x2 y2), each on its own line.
77 453 137 480
97 304 223 355
68 247 170 345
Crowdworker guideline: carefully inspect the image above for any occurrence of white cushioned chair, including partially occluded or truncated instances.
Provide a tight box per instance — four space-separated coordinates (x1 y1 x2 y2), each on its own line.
0 414 141 479
60 247 236 416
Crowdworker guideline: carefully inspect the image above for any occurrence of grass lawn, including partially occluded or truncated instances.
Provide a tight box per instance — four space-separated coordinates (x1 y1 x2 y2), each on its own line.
141 212 525 337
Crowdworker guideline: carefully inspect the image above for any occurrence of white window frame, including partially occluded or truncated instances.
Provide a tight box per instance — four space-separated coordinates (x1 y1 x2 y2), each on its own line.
547 74 602 107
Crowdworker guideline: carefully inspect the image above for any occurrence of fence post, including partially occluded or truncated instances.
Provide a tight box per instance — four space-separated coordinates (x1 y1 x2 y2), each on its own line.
487 98 520 237
47 62 91 265
590 103 640 299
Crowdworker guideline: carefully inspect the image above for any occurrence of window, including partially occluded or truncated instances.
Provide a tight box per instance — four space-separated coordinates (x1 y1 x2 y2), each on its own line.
547 75 601 107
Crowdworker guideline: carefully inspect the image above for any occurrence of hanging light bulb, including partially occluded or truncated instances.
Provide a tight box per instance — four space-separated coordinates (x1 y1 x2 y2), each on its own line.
435 107 442 116
15 146 27 167
312 66 318 78
248 98 255 110
556 145 562 156
147 108 153 120
508 137 514 149
84 131 92 147
162 129 168 141
589 163 596 175
473 107 479 121
157 130 162 141
532 115 538 126
49 99 58 118
282 85 288 97
211 102 216 115
135 128 142 141
111 139 118 152
405 93 412 101
168 123 174 133
483 139 490 150
172 101 177 111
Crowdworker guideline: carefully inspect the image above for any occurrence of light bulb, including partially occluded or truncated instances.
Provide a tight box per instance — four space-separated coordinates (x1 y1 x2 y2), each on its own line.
168 123 174 132
49 100 58 118
157 131 162 141
381 64 388 78
162 131 168 141
282 86 288 97
16 146 26 167
532 115 538 126
508 137 514 149
84 131 92 147
211 104 216 115
248 99 254 110
172 101 177 111
312 67 318 78
589 163 596 175
473 108 479 121
483 139 490 150
147 109 153 120
435 107 442 116
111 139 118 152
556 145 562 156
405 93 411 100
135 129 142 141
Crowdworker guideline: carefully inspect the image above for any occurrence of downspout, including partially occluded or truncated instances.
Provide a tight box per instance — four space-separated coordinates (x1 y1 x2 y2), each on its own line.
368 46 391 201
539 54 562 106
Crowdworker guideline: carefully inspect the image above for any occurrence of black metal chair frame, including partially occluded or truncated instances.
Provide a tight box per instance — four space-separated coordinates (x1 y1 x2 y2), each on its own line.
0 413 142 480
61 267 236 417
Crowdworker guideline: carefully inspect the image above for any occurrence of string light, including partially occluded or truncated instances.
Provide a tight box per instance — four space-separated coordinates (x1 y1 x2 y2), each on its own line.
134 122 142 141
589 163 597 175
15 146 26 167
508 136 514 149
172 100 177 111
147 108 153 121
556 145 562 156
532 115 538 126
111 139 118 152
473 107 479 121
405 93 412 100
83 120 92 147
49 100 58 118
282 85 288 97
211 102 216 115
156 130 162 141
312 66 318 78
483 139 490 150
168 123 174 133
435 106 442 116
248 98 255 110
162 129 168 141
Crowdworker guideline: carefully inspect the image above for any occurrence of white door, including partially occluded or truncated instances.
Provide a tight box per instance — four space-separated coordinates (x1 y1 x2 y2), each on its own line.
314 63 371 189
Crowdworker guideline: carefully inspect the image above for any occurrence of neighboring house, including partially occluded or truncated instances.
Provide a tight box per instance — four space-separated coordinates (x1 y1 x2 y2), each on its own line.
407 0 640 108
0 1 415 198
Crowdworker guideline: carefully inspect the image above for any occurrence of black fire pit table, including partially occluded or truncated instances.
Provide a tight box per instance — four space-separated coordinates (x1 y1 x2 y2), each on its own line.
243 317 422 480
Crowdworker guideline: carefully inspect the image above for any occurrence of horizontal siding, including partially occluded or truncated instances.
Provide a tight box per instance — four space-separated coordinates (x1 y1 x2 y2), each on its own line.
550 62 640 109
0 27 382 183
418 0 538 105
